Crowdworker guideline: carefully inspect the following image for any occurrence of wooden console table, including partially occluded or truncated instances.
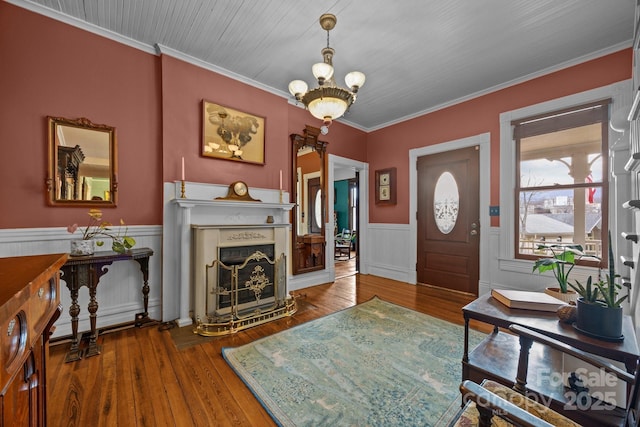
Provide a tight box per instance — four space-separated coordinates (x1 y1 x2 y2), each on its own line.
463 294 640 426
60 247 154 362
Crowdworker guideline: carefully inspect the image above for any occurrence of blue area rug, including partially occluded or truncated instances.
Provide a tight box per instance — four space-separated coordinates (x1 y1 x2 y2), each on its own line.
223 297 485 426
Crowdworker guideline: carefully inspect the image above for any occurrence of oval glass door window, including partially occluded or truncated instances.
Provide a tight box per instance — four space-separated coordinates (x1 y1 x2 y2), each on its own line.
433 172 459 234
314 190 322 230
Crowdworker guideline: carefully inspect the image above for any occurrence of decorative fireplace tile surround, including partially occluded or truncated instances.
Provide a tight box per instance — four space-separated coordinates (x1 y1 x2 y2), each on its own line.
163 181 294 327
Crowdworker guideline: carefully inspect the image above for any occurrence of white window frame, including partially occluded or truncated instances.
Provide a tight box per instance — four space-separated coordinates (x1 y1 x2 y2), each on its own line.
499 81 628 274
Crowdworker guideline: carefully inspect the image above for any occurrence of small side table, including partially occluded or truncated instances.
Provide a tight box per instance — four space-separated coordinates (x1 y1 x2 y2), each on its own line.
60 247 155 362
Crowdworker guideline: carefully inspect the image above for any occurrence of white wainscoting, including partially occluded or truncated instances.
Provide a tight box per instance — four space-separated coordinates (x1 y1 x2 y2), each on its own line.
364 224 597 297
365 223 414 283
0 226 162 338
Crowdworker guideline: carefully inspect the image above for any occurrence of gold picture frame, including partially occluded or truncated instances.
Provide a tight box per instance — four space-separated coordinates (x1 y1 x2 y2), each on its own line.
375 167 397 205
202 100 265 164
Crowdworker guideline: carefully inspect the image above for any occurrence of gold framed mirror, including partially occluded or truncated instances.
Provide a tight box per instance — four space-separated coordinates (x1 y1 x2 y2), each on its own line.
290 125 327 275
46 117 117 206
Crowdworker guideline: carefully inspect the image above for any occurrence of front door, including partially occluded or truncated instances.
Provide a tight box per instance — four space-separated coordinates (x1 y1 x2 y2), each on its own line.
417 145 480 294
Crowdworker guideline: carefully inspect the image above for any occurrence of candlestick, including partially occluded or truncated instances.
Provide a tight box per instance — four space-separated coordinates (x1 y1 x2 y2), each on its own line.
181 157 185 181
180 180 186 199
279 189 283 203
279 169 282 191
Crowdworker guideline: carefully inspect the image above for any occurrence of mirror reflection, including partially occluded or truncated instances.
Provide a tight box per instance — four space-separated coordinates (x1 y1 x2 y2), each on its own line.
290 126 327 275
296 146 322 236
47 117 117 206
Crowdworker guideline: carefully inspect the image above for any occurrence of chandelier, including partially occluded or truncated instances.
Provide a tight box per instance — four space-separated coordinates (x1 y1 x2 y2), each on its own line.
288 14 365 131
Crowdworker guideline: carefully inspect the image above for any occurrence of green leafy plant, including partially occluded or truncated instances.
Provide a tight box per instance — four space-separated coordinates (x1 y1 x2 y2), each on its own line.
570 231 628 308
532 244 585 293
67 209 136 254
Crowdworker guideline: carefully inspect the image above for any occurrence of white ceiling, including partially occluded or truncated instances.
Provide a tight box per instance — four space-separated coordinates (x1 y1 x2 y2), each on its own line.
11 0 636 131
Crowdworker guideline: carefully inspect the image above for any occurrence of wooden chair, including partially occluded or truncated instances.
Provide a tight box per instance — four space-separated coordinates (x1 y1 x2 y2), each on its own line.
451 324 639 427
335 229 352 260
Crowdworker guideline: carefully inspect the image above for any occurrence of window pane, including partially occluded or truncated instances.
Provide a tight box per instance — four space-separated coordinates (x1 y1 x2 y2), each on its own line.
433 172 459 234
518 188 602 258
519 123 603 187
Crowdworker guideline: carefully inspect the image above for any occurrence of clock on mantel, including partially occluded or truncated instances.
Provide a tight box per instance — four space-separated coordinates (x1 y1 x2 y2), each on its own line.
215 181 261 202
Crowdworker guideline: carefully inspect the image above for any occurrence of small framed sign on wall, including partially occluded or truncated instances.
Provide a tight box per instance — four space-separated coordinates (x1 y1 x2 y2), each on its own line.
375 167 397 205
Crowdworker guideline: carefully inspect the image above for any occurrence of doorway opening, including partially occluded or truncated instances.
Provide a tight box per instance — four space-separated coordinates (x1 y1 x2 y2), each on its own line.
334 176 358 278
329 155 368 281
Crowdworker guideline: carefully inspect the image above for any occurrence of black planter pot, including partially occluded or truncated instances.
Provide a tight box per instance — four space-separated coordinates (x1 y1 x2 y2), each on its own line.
575 298 624 341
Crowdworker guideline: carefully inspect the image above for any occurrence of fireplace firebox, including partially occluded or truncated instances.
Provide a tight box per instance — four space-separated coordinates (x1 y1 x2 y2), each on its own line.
216 244 275 309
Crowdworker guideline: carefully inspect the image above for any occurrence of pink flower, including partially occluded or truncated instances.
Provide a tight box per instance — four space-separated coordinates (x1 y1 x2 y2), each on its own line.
67 224 78 234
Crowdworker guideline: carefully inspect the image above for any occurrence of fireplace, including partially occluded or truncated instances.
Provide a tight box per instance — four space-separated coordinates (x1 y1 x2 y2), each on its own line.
215 244 275 311
192 224 295 336
165 182 295 328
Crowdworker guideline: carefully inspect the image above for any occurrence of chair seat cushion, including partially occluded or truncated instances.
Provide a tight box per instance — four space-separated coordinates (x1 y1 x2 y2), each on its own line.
451 380 581 426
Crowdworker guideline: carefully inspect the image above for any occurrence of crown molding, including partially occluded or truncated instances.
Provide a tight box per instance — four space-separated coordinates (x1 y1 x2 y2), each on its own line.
8 0 632 134
154 44 289 100
7 0 156 55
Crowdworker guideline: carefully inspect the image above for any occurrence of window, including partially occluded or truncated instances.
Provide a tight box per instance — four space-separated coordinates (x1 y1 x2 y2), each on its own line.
348 178 357 232
513 100 609 265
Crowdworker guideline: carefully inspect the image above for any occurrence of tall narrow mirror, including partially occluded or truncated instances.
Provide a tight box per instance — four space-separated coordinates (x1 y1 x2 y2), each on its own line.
290 126 327 275
46 117 118 206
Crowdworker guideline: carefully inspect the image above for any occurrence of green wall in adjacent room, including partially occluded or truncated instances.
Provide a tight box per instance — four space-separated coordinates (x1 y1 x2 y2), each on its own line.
334 180 349 233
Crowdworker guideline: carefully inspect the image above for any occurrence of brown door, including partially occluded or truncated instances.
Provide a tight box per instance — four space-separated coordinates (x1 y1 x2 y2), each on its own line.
417 145 480 294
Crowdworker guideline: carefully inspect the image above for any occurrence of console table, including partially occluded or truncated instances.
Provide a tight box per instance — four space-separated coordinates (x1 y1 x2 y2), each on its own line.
463 294 640 426
60 247 154 362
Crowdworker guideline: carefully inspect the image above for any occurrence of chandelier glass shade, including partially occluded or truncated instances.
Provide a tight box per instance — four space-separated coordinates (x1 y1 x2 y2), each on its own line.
288 14 365 125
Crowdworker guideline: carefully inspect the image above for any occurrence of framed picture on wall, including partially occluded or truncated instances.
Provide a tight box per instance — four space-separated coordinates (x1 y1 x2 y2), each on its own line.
202 100 265 164
375 167 397 205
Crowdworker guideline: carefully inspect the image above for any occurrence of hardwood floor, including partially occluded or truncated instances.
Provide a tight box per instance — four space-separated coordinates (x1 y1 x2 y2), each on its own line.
334 251 357 278
47 273 486 427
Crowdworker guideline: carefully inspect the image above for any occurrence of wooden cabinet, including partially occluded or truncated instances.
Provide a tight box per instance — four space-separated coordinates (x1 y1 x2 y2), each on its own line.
295 234 326 273
0 253 67 426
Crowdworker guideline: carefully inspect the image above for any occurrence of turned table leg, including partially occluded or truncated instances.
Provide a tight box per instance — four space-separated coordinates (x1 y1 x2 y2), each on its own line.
62 268 83 363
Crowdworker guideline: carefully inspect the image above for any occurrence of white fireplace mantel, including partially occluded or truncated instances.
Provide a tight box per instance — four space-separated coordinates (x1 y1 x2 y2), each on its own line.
174 198 294 225
163 181 293 326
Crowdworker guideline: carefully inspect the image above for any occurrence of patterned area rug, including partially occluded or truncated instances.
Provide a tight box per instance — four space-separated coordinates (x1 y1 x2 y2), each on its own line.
223 296 485 426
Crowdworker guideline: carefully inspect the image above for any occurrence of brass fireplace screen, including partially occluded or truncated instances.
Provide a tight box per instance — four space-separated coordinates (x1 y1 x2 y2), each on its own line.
194 249 297 336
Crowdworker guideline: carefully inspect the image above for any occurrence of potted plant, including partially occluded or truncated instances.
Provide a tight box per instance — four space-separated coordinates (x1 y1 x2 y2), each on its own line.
67 209 136 256
569 231 628 341
532 243 584 303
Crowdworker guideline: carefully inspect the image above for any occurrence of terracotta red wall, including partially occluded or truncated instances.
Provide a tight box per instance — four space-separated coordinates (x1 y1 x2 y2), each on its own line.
0 2 162 228
0 2 366 230
367 49 632 226
159 54 366 195
160 54 290 190
0 1 629 232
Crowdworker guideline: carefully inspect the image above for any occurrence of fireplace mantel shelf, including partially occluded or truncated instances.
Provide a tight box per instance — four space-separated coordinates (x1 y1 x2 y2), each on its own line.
173 198 294 211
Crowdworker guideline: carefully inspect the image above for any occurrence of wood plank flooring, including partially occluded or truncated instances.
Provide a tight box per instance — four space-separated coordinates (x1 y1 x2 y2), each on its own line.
47 272 487 427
